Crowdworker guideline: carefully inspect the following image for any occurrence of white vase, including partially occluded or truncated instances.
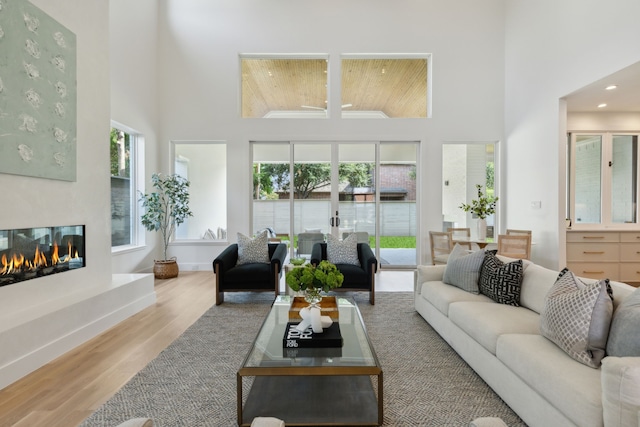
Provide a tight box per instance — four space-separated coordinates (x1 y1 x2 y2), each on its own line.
477 218 487 240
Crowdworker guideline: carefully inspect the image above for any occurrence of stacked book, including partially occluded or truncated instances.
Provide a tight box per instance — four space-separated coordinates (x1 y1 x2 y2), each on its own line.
282 321 343 358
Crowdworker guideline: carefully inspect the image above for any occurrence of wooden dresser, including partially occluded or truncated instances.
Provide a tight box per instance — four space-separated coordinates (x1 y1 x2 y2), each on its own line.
567 230 640 285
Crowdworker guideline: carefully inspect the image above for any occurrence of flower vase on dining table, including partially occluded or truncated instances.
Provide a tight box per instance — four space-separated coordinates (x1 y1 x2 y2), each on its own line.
477 218 487 240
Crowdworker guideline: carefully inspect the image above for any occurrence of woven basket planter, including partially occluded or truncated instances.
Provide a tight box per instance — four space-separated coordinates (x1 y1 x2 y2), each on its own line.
153 258 179 279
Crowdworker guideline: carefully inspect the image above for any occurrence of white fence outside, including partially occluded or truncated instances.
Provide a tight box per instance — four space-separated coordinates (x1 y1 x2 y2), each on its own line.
253 200 416 237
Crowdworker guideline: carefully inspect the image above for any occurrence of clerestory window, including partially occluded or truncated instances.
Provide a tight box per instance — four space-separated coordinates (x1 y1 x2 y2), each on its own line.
240 54 430 119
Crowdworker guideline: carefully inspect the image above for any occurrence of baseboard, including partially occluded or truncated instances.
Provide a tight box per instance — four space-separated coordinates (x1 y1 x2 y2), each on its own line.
177 262 213 272
0 274 155 390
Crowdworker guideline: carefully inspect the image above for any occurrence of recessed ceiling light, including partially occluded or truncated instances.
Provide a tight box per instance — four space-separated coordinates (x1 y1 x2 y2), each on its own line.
598 103 607 108
605 85 618 90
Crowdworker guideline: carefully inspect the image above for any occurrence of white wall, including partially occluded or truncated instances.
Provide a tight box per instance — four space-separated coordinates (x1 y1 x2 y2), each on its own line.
504 0 640 268
155 0 507 267
0 0 111 299
0 0 155 390
0 0 110 324
110 0 162 273
568 112 640 132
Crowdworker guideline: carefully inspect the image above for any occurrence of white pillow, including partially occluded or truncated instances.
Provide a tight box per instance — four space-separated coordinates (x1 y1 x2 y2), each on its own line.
327 233 360 266
237 230 269 265
442 244 485 294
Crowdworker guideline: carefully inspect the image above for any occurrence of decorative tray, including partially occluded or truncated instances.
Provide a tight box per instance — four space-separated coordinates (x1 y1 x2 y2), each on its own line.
288 296 339 320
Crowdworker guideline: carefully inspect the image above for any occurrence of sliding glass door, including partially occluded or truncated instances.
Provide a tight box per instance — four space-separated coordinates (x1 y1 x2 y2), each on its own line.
378 143 418 268
337 143 376 248
252 141 419 268
293 144 332 256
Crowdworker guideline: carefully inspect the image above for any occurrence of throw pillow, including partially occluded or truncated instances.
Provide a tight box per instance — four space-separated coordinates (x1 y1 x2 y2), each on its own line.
606 287 640 357
540 268 613 368
327 233 360 266
237 230 269 265
478 251 523 306
442 244 485 294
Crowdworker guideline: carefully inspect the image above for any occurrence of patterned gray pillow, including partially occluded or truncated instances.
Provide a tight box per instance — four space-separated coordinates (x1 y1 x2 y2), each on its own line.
540 268 613 368
443 244 485 294
478 251 523 306
605 287 640 357
327 233 360 266
237 230 269 265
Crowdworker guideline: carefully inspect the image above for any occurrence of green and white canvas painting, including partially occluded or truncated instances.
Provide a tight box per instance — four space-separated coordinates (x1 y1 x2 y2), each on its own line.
0 0 77 181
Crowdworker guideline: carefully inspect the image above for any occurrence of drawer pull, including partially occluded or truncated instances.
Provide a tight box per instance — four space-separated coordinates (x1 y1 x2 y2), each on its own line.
583 271 604 274
583 251 605 254
583 236 605 239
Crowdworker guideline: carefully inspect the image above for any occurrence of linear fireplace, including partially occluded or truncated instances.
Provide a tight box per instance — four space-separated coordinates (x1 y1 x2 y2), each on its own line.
0 225 85 287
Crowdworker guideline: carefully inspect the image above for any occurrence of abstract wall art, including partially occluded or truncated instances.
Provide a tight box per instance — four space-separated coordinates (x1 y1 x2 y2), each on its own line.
0 0 77 181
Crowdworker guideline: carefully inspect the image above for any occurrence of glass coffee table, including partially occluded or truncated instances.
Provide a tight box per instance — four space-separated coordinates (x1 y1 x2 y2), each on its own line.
237 295 383 426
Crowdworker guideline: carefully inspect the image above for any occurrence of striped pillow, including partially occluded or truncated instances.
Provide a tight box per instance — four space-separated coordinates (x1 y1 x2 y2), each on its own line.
442 244 485 294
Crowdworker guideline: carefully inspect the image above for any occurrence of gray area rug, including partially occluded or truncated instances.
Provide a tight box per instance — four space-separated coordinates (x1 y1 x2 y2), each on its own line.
81 292 526 426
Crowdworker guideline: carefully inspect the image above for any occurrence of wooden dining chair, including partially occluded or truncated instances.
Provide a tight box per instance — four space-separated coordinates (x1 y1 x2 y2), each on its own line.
506 229 532 236
429 231 453 265
497 234 531 259
447 227 472 250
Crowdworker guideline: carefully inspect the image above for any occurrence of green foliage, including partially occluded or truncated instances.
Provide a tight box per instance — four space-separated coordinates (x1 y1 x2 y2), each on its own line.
459 184 499 219
486 162 495 190
139 173 193 260
253 163 274 198
376 236 416 248
110 128 130 177
290 235 416 249
286 260 344 293
254 162 372 199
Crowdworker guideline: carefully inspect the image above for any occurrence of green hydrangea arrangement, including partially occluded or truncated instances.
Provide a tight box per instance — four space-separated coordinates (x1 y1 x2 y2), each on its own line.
286 260 344 294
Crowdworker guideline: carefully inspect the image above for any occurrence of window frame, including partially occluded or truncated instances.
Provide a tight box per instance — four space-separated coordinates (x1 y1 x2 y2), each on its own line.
110 121 145 253
568 132 640 228
239 54 330 119
239 53 432 119
340 53 432 119
170 140 228 245
441 141 499 238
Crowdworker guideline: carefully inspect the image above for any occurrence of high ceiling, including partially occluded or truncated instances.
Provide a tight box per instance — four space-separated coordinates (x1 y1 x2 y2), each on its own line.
241 58 428 118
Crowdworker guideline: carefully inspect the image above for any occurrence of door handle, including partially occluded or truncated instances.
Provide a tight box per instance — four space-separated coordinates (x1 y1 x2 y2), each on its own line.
330 211 340 228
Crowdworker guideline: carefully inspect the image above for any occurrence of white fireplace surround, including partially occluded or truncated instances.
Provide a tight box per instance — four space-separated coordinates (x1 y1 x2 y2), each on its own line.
0 274 155 390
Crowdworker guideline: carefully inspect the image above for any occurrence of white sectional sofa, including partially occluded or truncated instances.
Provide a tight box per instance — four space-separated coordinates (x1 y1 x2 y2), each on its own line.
415 258 640 427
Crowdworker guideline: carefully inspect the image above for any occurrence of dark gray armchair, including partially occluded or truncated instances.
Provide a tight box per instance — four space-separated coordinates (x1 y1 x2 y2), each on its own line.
311 242 378 304
212 243 287 305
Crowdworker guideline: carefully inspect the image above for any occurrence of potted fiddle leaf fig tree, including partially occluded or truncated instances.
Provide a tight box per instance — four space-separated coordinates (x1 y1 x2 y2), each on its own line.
140 173 193 279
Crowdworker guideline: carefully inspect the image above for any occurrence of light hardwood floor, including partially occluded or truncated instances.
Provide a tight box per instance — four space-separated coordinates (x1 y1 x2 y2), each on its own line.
0 270 411 427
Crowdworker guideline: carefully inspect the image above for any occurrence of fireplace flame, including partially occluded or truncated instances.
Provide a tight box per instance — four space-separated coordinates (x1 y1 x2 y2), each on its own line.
1 240 80 276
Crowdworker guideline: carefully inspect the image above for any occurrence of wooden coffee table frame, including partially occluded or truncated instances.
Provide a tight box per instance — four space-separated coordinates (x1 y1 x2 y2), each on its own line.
237 296 383 426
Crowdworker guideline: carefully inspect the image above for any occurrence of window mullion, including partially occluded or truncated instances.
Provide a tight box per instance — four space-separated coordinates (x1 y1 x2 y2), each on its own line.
601 133 613 225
